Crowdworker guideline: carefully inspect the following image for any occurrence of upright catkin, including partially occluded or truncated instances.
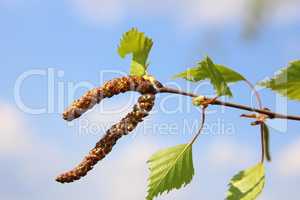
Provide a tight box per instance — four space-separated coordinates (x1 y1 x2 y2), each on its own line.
56 94 155 183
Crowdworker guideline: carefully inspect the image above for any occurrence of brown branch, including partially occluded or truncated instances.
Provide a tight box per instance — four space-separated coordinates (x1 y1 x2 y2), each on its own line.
158 87 300 121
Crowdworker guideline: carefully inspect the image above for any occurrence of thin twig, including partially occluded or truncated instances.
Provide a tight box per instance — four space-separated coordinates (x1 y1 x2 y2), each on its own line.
158 87 300 121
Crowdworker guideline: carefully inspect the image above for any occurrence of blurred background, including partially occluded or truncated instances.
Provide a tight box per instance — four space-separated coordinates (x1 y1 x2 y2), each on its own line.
1 0 300 199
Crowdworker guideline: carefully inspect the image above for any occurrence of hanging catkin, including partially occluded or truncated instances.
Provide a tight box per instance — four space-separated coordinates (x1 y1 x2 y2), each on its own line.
63 76 158 121
56 94 155 183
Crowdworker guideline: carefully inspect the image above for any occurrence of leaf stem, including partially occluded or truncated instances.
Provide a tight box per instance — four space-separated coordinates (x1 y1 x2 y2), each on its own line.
243 80 266 163
260 123 265 163
244 79 263 109
190 108 206 145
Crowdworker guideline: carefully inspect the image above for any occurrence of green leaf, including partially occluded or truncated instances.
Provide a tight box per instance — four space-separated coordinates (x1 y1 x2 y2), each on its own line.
130 60 147 77
174 57 236 96
259 60 300 101
146 144 194 200
215 64 246 83
227 163 265 200
173 66 207 82
202 57 232 96
118 28 153 76
173 57 246 97
262 123 271 162
173 61 245 83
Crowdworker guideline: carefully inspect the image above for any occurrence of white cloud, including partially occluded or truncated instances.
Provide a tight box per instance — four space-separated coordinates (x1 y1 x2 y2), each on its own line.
205 138 255 169
0 101 68 199
0 102 32 155
66 0 300 28
178 0 246 27
272 0 300 23
275 137 300 176
94 138 159 200
67 0 125 25
0 102 62 170
67 0 245 27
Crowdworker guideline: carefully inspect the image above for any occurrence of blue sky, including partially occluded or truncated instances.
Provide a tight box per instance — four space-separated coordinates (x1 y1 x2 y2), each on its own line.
1 0 300 199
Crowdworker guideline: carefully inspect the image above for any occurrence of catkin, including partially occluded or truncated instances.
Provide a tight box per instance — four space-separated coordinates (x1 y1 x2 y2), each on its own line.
56 94 155 183
63 76 158 121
